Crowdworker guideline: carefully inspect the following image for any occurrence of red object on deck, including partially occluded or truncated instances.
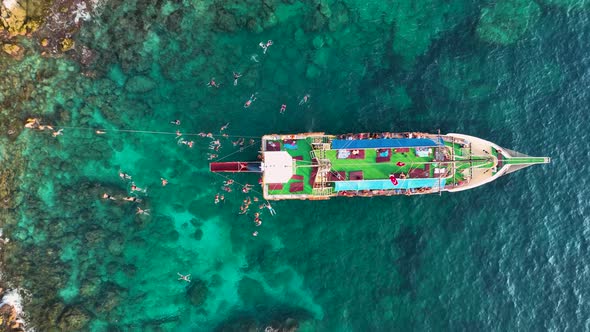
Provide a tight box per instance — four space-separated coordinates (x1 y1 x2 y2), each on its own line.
389 175 399 186
396 162 406 167
268 183 284 190
289 182 304 192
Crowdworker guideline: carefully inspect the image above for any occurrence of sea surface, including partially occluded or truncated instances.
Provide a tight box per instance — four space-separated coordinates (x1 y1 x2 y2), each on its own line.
0 0 589 330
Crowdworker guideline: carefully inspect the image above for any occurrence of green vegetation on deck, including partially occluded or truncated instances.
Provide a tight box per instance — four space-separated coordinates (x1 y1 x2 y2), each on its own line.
326 148 432 180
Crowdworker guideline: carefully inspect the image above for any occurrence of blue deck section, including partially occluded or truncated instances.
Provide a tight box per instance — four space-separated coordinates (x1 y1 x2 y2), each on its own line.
334 178 446 191
331 138 443 150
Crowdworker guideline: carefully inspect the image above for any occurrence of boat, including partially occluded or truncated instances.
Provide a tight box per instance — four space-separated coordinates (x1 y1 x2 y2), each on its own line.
210 132 550 200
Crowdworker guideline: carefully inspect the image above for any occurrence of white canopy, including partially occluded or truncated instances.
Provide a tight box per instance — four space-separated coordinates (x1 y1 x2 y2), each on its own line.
262 151 293 183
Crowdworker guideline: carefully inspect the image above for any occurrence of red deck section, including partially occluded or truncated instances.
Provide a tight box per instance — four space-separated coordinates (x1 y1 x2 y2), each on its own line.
268 183 284 190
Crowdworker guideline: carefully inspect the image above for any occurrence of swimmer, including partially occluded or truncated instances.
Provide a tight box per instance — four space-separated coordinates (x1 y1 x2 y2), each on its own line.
52 129 64 137
220 195 225 202
177 273 191 282
244 94 256 108
252 231 258 237
170 120 181 125
223 179 234 186
96 130 106 134
130 182 146 193
266 202 276 216
232 138 244 146
207 153 218 160
259 40 273 54
119 171 132 181
24 118 40 128
254 213 262 226
206 133 213 138
102 193 116 200
242 184 253 193
176 130 182 137
214 193 220 204
299 94 310 105
280 104 286 114
198 132 207 137
220 122 230 132
122 196 141 202
207 78 219 88
250 54 259 63
38 124 53 131
161 178 168 186
222 186 232 193
233 72 241 86
136 207 150 215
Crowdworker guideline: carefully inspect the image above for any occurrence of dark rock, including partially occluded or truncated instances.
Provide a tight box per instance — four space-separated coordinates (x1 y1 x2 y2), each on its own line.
186 278 208 306
57 306 91 330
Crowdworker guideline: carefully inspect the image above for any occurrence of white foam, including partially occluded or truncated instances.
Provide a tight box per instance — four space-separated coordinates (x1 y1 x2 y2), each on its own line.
0 289 24 320
2 0 18 10
73 2 91 24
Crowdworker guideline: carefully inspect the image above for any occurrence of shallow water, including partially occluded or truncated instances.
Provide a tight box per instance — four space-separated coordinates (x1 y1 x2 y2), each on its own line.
1 0 589 330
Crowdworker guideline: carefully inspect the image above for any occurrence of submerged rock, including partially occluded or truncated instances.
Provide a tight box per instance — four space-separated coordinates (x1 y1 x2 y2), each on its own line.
125 75 156 93
186 278 208 306
1 43 24 60
57 306 91 330
476 0 541 45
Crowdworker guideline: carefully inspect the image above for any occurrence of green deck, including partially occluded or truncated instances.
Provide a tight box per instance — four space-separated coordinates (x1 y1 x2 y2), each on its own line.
326 148 433 180
267 138 315 195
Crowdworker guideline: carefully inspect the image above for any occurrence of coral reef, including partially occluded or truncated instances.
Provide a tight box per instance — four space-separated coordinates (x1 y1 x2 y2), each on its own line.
476 0 541 45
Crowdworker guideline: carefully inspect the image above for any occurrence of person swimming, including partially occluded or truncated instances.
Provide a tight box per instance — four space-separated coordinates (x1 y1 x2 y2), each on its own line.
136 207 150 215
233 72 241 86
265 202 276 216
220 122 230 132
280 104 287 114
207 78 219 88
24 118 40 129
119 171 132 181
244 94 256 108
52 129 64 137
102 193 116 200
170 120 181 125
299 94 310 105
177 273 191 282
214 193 220 204
161 178 168 186
259 40 273 54
130 182 146 193
122 196 141 202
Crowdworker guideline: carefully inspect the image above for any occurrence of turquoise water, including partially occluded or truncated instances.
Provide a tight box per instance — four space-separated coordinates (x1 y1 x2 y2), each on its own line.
1 0 589 330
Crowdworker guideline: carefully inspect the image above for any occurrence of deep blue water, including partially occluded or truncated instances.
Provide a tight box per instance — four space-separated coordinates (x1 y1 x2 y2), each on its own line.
1 0 589 330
